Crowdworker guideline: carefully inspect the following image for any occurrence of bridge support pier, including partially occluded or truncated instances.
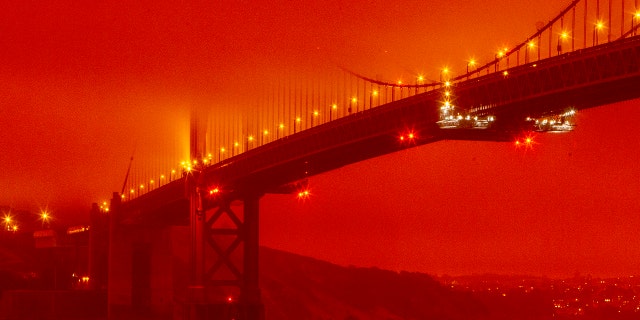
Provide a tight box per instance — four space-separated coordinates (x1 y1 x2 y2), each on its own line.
242 194 262 320
187 178 264 320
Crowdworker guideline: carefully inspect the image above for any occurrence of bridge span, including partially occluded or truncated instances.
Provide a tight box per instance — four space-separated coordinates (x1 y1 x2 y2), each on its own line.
104 27 640 320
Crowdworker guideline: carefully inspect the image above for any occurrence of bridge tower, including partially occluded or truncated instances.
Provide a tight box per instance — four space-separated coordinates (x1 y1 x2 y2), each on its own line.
188 108 264 320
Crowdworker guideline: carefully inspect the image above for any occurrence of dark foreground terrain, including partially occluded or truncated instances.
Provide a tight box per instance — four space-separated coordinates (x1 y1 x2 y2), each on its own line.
3 245 638 319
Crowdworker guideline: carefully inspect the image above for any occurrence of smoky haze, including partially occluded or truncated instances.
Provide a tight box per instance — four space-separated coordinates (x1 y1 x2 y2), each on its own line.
1 0 639 277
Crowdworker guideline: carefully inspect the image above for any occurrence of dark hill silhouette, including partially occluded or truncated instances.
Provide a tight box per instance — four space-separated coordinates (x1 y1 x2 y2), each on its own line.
259 247 490 320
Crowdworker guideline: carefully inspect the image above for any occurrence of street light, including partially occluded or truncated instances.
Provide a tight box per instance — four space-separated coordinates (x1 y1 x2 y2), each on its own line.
40 210 51 228
3 215 12 231
557 31 568 55
294 117 301 133
633 11 640 36
440 67 449 82
370 90 378 109
467 59 476 74
350 97 357 114
594 21 604 46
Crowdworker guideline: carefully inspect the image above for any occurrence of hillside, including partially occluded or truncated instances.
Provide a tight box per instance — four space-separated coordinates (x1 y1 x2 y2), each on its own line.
260 247 489 320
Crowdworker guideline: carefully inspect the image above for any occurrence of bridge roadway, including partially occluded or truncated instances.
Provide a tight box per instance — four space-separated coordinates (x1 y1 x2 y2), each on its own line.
118 35 640 224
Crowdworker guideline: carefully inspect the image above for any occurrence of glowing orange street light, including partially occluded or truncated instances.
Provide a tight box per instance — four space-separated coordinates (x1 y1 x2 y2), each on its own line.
594 21 605 45
467 59 476 73
294 117 301 133
557 31 569 55
330 103 338 121
40 210 52 228
633 12 640 36
440 67 449 82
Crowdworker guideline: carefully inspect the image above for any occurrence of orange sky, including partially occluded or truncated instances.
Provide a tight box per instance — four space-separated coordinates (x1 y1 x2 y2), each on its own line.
1 0 639 277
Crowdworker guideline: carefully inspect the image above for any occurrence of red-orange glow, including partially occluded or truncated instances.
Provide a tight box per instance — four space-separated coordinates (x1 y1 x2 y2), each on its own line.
209 187 220 195
408 133 415 139
227 296 233 303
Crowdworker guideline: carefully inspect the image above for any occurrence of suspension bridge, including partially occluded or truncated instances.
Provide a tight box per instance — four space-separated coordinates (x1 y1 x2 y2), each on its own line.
96 1 640 319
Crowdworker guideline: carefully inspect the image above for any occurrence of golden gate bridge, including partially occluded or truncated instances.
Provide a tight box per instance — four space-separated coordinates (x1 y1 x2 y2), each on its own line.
91 1 640 319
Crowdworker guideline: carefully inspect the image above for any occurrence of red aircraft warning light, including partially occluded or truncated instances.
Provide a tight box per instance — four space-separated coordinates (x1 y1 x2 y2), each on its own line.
297 190 310 200
399 131 416 142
